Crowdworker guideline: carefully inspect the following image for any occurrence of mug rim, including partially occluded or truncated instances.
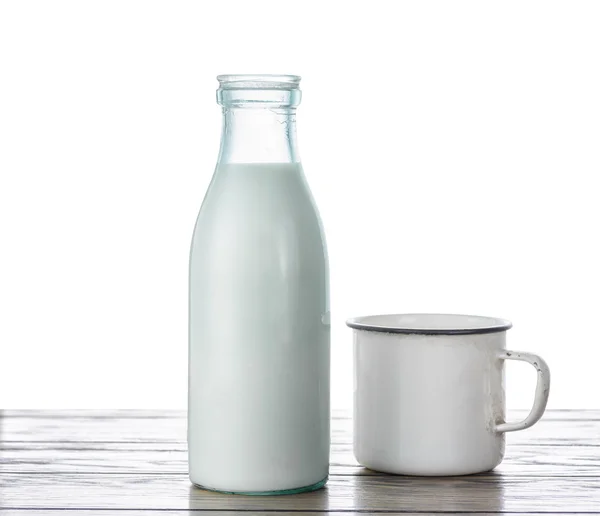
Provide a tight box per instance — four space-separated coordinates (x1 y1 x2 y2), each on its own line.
346 313 512 335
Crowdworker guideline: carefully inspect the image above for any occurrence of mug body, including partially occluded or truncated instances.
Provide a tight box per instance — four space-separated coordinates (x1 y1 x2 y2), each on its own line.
350 314 510 476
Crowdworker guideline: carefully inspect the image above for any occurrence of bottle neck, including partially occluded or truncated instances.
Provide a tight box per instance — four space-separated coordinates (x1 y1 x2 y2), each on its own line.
217 107 300 164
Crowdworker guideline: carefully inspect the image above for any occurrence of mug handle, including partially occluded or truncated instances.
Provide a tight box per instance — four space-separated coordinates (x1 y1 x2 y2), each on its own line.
494 350 551 433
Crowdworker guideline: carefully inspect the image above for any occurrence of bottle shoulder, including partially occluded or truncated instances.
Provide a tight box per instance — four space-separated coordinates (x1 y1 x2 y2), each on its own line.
196 163 320 224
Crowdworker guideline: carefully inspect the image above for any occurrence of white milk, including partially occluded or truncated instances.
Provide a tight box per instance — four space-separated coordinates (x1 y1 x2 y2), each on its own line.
188 162 330 493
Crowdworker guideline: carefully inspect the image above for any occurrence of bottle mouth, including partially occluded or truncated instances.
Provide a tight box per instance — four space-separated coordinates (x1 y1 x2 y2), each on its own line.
217 74 301 108
217 74 301 89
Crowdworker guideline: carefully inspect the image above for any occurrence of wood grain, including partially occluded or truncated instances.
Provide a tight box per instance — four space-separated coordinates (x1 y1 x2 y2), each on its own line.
2 410 599 446
2 442 599 477
1 473 600 512
0 513 572 516
1 410 599 514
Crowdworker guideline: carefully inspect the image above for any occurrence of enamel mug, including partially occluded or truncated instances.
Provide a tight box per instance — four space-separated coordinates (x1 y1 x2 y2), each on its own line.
346 314 551 476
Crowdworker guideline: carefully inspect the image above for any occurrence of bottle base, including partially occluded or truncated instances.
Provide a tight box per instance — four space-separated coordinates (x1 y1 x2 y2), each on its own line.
191 476 328 496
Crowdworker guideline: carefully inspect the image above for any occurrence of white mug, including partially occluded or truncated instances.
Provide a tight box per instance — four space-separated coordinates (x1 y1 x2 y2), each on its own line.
346 314 550 476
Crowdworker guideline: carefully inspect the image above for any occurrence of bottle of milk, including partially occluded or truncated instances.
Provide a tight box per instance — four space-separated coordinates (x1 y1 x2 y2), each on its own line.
188 75 330 494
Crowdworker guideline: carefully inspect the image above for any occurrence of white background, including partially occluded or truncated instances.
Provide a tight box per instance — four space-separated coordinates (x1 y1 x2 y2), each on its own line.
1 1 599 410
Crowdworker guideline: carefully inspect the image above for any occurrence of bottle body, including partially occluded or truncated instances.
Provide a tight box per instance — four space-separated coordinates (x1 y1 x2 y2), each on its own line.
188 76 330 494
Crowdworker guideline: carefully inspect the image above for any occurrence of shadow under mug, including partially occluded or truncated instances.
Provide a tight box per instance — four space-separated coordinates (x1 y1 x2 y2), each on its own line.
346 313 551 476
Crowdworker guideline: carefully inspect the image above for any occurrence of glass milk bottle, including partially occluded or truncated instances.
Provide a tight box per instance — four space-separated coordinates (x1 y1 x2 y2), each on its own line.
188 75 330 494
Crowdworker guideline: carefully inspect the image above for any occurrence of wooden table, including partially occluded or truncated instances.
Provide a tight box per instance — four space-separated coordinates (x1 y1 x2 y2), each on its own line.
1 410 599 515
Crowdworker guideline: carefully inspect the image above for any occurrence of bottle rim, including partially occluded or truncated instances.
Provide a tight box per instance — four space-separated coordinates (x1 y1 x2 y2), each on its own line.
217 75 301 90
216 75 301 107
